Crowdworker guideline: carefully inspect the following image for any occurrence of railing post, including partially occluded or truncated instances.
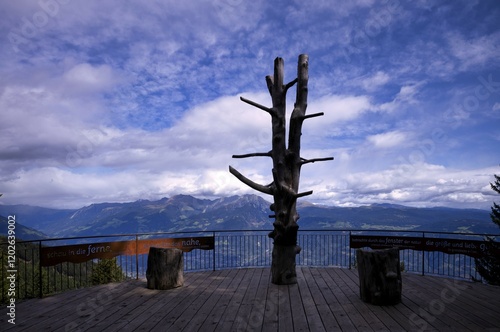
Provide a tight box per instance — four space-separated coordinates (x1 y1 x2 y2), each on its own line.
213 231 216 271
348 231 352 269
39 241 43 298
135 235 139 280
421 232 425 276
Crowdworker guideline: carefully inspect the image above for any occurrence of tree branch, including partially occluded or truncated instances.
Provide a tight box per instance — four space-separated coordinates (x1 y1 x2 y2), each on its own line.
288 54 308 157
300 157 334 165
266 75 274 95
285 78 298 93
302 112 324 120
232 151 272 159
296 190 313 198
229 166 274 195
240 96 274 115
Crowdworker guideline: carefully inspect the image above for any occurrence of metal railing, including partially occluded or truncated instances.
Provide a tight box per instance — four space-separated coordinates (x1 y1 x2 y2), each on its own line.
1 229 498 303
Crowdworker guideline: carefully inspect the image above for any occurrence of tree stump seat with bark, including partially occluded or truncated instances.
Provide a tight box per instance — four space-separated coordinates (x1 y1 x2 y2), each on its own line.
356 248 402 305
146 247 184 290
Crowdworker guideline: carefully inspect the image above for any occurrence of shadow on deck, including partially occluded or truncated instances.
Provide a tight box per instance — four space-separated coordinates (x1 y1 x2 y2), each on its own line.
1 267 499 331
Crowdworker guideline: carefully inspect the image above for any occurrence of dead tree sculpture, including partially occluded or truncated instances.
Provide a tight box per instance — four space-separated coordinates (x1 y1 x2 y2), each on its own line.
229 54 333 284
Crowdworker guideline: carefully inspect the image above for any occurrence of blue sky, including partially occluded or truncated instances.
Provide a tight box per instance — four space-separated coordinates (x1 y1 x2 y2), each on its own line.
0 0 499 209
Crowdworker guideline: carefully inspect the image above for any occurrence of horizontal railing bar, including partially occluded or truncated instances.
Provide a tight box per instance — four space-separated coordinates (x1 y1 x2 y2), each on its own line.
4 229 499 246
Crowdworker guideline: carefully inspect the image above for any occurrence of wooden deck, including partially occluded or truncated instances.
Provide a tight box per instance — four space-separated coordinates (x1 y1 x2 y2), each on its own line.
1 267 500 331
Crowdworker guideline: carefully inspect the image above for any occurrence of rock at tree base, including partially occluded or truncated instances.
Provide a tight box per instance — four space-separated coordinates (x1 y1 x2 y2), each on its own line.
356 248 402 305
146 247 184 290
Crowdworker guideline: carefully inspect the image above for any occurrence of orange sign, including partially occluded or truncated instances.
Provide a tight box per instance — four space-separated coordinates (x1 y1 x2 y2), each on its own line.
137 236 215 255
40 236 214 266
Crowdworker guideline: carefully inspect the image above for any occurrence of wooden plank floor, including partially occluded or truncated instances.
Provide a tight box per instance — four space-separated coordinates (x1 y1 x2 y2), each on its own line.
1 267 500 331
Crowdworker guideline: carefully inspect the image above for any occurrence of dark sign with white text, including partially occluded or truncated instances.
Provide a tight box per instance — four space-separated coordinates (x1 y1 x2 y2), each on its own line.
350 234 497 258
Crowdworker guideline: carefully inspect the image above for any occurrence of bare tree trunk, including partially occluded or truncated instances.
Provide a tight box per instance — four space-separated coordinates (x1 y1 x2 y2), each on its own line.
230 55 333 285
266 55 307 284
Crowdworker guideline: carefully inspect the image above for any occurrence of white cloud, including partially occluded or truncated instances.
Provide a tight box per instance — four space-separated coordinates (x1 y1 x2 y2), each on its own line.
367 131 408 149
0 92 278 207
63 63 118 93
1 167 165 209
447 31 500 70
310 94 374 125
310 164 497 209
379 82 425 112
170 92 272 152
360 71 390 91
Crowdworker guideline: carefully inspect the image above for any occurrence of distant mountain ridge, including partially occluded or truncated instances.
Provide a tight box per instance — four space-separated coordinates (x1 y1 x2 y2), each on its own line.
0 195 271 238
0 215 48 241
0 194 497 240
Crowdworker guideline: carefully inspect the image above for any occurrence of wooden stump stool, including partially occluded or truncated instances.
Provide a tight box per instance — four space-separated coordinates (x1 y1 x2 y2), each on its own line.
146 247 184 290
356 248 402 305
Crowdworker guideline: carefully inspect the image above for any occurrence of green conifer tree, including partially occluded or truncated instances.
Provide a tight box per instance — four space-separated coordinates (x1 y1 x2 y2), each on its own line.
91 258 125 285
490 173 500 227
475 171 500 285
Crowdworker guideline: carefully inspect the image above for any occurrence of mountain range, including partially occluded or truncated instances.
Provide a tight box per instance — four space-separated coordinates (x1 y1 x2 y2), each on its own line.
0 194 498 241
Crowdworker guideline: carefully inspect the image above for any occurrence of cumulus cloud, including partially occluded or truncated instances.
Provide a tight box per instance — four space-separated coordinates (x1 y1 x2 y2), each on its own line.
0 91 277 208
367 130 408 149
62 63 118 94
310 95 374 124
310 164 498 209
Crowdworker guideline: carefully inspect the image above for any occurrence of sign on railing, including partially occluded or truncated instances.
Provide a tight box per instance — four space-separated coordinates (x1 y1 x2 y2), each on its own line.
40 236 215 266
350 234 498 258
137 236 214 254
